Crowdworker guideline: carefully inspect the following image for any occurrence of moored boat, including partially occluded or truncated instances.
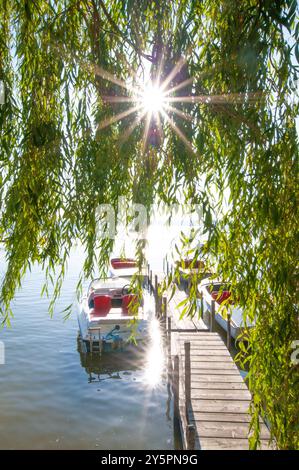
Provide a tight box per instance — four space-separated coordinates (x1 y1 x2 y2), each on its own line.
175 258 212 292
109 257 139 279
77 276 151 352
197 278 254 339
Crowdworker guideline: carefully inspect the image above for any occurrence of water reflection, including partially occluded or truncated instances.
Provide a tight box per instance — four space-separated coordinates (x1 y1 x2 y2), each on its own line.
143 318 165 388
77 317 166 390
78 339 145 383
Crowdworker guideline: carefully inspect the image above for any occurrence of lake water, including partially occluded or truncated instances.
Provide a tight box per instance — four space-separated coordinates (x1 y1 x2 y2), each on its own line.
0 249 177 450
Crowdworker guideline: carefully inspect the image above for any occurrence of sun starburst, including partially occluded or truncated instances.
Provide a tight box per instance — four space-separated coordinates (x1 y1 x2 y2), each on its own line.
90 56 264 153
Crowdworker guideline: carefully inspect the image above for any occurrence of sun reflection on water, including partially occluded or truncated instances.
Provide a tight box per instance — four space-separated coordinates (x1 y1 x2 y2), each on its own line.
143 318 165 388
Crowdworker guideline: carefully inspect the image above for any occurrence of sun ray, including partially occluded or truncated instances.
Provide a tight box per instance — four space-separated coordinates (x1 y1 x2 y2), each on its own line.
91 62 134 93
141 111 153 154
101 95 136 103
160 56 187 92
160 108 195 154
118 109 148 145
97 104 142 130
155 109 163 147
164 77 194 96
163 103 193 122
167 91 263 104
155 49 167 87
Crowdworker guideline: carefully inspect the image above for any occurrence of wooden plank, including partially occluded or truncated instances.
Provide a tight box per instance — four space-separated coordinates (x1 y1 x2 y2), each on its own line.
182 352 231 358
180 346 229 352
180 345 228 351
190 400 250 413
184 355 234 362
191 374 244 383
178 337 222 341
195 421 252 439
178 334 221 339
180 341 226 347
195 422 270 440
190 382 248 390
191 369 239 375
199 437 272 450
185 344 227 348
199 437 250 450
172 318 197 331
180 331 222 341
191 389 251 400
190 412 253 423
190 362 236 370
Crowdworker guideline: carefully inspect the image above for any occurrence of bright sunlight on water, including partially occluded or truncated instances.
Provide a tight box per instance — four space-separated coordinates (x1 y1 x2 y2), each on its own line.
0 247 177 450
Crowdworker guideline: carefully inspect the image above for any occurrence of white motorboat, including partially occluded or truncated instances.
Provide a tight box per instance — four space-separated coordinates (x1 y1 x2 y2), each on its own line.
197 278 254 339
77 276 151 352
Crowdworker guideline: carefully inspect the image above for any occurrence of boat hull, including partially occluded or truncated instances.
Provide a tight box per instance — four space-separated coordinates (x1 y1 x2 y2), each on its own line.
198 297 244 339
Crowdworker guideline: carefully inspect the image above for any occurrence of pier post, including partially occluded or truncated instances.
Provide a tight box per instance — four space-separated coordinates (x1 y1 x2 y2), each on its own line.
184 341 191 421
227 313 231 351
154 274 158 297
154 275 159 317
147 263 150 291
186 424 196 450
173 355 180 422
167 317 172 381
167 316 172 359
210 299 216 332
162 296 167 328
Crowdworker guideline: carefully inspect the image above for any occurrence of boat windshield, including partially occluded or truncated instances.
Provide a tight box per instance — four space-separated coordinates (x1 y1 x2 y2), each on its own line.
88 277 128 292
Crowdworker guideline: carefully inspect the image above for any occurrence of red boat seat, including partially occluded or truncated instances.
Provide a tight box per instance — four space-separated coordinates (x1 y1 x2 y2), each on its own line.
122 294 138 315
92 295 111 316
211 290 231 304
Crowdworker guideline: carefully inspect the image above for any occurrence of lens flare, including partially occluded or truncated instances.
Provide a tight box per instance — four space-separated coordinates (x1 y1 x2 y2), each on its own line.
141 84 165 114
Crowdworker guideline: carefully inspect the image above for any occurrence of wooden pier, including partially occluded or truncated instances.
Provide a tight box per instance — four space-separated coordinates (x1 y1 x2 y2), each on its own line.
148 265 272 450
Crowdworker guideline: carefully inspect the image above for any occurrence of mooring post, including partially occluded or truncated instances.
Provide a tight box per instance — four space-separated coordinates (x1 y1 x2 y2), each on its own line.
154 274 158 297
162 296 167 328
227 312 231 351
184 341 191 421
200 296 204 317
210 299 216 332
186 424 196 450
147 263 150 290
149 270 153 293
167 316 172 358
154 275 158 316
173 355 180 422
167 317 172 380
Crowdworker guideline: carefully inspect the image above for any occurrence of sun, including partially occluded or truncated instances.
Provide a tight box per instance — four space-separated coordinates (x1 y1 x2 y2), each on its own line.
140 83 166 114
94 56 262 152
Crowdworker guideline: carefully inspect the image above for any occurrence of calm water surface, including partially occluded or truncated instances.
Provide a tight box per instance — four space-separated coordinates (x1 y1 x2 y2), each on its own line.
0 250 175 449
